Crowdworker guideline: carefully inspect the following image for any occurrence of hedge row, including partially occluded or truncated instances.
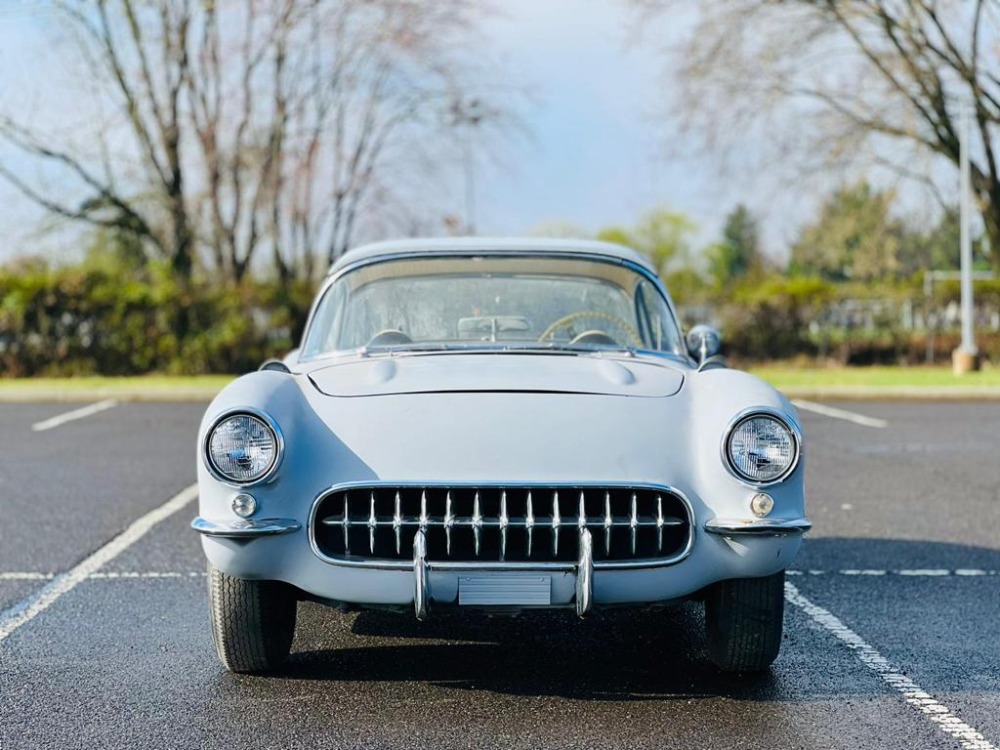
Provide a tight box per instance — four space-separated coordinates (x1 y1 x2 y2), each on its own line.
1 259 996 376
712 275 1000 364
0 261 312 377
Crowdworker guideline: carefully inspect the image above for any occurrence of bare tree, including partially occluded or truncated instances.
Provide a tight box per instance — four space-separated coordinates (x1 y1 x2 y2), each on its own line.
637 0 1000 266
0 0 196 276
0 0 515 283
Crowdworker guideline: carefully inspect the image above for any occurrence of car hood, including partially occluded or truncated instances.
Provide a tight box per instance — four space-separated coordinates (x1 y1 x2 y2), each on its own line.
304 353 685 398
200 365 801 517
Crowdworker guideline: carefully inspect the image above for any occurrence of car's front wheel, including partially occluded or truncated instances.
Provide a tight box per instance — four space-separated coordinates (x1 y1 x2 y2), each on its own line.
704 570 785 672
208 565 297 673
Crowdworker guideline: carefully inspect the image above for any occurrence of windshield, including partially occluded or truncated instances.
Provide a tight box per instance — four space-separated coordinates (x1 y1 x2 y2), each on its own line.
301 255 684 359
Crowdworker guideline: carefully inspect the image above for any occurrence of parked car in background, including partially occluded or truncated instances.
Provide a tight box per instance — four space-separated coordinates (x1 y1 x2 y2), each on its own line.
192 238 809 674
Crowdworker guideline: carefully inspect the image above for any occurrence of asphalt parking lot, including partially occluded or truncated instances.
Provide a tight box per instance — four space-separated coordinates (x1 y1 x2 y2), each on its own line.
1 399 998 749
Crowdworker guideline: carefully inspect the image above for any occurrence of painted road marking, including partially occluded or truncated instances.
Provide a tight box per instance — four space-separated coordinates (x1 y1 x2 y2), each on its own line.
0 571 207 581
786 569 999 577
786 582 997 750
88 571 206 579
0 483 198 644
792 399 889 428
30 399 119 432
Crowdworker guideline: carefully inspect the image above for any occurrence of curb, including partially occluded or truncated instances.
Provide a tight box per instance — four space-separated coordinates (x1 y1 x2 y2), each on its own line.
0 388 222 403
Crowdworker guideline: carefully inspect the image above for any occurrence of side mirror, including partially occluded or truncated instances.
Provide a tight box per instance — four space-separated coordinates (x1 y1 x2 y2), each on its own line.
686 324 722 366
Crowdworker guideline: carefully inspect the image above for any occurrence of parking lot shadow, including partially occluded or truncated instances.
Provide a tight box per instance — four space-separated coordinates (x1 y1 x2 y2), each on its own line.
280 601 787 701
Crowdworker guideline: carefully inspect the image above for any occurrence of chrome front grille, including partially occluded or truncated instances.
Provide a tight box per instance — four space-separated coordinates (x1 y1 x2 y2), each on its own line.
311 484 691 566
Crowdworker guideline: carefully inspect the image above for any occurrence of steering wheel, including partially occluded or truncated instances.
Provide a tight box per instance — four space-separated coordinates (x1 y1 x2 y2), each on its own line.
538 311 642 347
367 329 413 347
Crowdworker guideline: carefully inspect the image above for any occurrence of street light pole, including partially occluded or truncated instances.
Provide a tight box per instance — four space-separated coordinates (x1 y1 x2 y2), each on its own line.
954 100 980 373
463 123 476 235
449 97 483 236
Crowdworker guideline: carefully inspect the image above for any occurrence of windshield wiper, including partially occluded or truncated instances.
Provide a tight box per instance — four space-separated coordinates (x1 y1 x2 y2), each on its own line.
361 341 637 357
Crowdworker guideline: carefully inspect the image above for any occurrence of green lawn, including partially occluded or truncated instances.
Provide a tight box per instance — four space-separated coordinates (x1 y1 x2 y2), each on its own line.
2 366 999 401
750 365 1000 389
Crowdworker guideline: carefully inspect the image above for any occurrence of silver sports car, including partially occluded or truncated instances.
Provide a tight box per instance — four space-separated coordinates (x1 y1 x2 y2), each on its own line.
192 238 810 674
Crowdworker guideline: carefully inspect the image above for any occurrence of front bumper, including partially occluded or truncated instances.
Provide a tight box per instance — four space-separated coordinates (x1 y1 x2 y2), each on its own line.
194 512 810 616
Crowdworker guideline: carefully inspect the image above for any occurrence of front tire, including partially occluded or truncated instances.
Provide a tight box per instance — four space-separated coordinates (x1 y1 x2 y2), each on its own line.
208 565 297 673
704 570 785 672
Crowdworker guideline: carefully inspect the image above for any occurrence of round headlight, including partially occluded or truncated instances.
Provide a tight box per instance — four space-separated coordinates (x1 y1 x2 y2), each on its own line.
206 412 280 484
725 413 799 484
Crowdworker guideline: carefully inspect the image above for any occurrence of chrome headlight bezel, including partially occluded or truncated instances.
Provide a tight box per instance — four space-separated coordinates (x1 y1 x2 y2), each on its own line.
722 408 801 487
203 408 284 487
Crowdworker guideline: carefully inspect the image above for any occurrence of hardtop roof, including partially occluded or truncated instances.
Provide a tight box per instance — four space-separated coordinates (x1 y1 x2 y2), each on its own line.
328 237 656 275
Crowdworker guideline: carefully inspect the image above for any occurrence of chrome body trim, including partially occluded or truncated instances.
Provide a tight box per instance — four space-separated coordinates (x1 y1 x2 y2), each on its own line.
576 528 593 618
191 516 301 538
427 560 574 572
307 480 696 571
704 517 812 537
720 406 803 488
201 407 285 488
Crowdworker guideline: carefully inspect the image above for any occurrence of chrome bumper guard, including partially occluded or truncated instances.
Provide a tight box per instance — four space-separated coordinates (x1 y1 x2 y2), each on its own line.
704 517 811 537
191 517 301 538
412 527 594 620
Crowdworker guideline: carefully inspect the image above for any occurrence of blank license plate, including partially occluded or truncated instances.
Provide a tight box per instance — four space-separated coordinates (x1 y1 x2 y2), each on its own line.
458 575 551 606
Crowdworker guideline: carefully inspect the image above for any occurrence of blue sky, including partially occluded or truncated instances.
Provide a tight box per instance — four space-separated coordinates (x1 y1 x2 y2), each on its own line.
0 0 805 264
477 1 741 246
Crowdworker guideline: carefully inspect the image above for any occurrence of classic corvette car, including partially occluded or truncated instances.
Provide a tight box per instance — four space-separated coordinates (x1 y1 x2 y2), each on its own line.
192 238 809 674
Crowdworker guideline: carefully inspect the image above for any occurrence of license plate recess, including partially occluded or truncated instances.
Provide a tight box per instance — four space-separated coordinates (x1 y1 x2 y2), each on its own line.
458 575 551 606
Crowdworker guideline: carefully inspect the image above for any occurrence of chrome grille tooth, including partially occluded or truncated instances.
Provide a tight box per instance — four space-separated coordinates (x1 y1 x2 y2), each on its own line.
604 491 612 555
526 490 534 557
499 490 509 561
368 491 377 554
342 495 350 554
472 491 483 557
630 492 638 555
578 490 586 530
552 490 561 557
656 494 664 552
444 491 454 556
393 491 403 554
419 490 428 532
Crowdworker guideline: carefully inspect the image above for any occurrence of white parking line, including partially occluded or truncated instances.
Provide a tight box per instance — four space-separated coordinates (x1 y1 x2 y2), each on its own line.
0 571 207 581
0 483 198 644
786 582 997 750
88 571 206 579
786 569 998 577
30 399 119 432
792 399 888 428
